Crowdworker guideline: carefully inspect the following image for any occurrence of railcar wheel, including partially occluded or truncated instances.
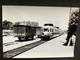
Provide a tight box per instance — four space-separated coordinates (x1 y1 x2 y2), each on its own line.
18 37 21 41
25 36 28 40
37 35 41 38
37 35 39 38
48 36 51 40
41 38 44 40
31 36 34 40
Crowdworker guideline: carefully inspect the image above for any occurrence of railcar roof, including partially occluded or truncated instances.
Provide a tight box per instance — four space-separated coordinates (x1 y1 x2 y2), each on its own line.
13 25 42 28
13 25 30 27
44 23 54 26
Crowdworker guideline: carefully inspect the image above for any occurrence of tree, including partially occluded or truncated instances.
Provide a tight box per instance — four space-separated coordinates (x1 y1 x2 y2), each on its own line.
14 22 20 25
68 10 79 35
2 20 13 30
69 11 79 27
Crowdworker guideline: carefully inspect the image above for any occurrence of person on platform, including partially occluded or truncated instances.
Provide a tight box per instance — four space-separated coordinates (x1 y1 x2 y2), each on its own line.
63 11 79 46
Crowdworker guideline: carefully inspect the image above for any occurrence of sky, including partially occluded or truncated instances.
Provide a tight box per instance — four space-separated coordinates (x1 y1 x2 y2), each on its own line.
2 6 79 30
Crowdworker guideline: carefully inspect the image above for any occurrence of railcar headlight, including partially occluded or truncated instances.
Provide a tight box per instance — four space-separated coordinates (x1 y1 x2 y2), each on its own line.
48 33 52 36
48 33 50 35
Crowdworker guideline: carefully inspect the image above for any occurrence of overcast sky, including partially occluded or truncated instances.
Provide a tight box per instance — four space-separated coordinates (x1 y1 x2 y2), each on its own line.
2 6 79 30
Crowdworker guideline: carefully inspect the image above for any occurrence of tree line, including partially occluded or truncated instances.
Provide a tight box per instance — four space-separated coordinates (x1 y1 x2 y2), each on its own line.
2 20 13 30
2 20 39 30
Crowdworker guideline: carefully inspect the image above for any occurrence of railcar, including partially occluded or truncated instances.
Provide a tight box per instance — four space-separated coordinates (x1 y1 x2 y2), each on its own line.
36 27 43 38
13 25 36 40
41 23 61 40
13 21 40 41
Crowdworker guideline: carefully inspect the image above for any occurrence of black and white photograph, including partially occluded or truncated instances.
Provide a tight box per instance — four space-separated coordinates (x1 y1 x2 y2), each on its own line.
2 6 79 58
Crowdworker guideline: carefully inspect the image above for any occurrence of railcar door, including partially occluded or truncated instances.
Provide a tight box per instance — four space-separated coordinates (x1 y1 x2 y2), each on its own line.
25 26 30 36
30 27 36 36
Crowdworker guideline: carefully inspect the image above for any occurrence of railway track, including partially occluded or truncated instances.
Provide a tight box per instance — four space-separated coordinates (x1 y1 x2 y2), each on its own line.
3 41 19 46
3 34 62 58
3 38 38 46
3 40 47 58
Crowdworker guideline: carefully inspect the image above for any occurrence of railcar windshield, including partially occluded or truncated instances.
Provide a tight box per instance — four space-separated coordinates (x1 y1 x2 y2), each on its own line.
44 28 49 32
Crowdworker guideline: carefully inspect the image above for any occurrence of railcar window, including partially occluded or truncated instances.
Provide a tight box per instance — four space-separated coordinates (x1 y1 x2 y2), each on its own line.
44 28 49 32
52 29 53 32
50 29 52 32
